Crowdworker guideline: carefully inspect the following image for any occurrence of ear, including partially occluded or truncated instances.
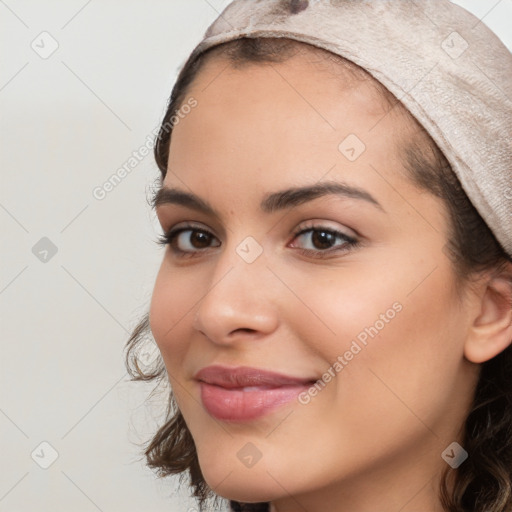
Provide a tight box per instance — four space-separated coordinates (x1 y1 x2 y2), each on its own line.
464 273 512 364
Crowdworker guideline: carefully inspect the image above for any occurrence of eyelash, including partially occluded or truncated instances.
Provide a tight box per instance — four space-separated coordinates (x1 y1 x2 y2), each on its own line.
156 222 360 260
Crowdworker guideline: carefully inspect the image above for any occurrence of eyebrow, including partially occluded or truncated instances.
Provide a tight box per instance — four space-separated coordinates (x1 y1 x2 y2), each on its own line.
151 180 385 216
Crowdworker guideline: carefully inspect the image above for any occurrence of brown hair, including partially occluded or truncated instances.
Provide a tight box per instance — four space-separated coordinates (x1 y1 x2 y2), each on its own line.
125 38 512 512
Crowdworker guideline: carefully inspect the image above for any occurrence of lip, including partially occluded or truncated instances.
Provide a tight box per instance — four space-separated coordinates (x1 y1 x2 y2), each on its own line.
195 365 316 422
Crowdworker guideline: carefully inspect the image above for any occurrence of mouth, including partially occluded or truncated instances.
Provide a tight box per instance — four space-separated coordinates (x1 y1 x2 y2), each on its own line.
194 365 317 422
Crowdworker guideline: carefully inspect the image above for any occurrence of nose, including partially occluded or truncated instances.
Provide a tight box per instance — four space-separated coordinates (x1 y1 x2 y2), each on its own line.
192 247 279 346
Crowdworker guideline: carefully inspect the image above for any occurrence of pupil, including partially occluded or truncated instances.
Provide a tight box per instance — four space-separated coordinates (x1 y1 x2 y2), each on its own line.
312 231 334 249
192 231 210 248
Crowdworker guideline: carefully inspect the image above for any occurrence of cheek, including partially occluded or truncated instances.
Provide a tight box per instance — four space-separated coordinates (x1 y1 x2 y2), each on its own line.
281 253 464 419
148 263 197 376
267 266 464 487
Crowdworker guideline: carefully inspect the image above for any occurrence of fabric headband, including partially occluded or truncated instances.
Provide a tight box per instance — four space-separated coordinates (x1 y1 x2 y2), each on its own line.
184 0 512 258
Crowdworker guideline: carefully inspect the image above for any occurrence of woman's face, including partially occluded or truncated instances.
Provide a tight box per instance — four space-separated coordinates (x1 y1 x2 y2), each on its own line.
149 49 479 510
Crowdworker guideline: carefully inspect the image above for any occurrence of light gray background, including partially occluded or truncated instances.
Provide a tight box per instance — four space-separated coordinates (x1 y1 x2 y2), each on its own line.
1 1 511 511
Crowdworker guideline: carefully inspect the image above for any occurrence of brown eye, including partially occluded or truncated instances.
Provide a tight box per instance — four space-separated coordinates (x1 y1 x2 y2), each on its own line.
310 230 337 250
172 229 219 251
156 226 221 255
187 230 213 249
290 226 359 258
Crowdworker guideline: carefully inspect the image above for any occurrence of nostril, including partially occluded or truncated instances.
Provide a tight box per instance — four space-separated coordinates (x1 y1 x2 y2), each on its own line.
232 328 257 335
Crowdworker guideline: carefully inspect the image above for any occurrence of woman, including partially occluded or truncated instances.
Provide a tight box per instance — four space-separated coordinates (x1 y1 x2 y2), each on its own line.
126 1 512 510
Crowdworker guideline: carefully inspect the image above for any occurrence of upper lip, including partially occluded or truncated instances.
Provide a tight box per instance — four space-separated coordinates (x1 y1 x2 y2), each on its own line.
194 365 316 389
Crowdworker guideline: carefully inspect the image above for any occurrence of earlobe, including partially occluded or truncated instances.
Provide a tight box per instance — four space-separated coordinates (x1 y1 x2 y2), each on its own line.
464 276 512 364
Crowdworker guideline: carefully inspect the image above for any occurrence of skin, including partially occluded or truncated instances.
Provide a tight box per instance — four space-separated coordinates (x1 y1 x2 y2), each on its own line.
149 47 512 512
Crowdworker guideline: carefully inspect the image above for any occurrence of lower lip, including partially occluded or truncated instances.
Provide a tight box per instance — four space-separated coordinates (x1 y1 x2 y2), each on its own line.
199 382 311 422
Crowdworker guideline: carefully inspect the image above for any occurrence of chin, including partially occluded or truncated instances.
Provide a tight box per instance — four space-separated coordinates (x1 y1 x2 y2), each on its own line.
198 457 283 504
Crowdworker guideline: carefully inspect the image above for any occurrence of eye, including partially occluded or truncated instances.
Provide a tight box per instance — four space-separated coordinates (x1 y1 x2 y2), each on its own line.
155 222 360 260
156 223 220 257
289 224 359 258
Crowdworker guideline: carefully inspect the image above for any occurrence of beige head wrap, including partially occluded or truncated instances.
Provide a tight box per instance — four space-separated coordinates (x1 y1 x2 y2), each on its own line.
186 0 512 258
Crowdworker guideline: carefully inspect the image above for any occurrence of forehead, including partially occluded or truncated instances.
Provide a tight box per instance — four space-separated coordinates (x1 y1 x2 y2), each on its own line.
200 39 398 116
163 51 418 217
169 49 410 175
